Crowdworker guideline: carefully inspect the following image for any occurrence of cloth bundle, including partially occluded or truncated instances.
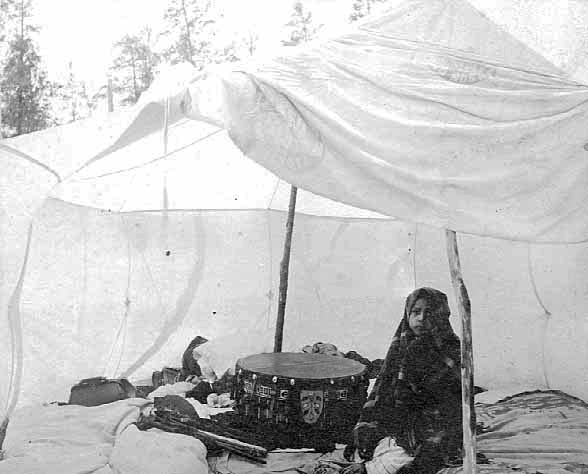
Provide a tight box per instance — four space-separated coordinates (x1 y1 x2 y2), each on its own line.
364 437 414 474
301 342 345 357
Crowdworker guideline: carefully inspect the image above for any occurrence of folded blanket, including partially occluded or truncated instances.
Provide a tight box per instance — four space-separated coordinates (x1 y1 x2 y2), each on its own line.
110 425 207 474
0 398 208 474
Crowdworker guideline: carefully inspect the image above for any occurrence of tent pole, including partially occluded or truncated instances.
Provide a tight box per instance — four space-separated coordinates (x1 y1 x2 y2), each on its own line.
274 185 298 352
0 416 8 460
107 78 114 112
445 229 477 474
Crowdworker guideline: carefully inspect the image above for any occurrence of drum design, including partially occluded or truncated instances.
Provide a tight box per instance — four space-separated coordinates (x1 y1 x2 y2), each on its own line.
233 352 368 448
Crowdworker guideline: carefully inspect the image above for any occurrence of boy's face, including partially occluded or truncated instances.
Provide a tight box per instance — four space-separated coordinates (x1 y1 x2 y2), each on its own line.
408 298 433 336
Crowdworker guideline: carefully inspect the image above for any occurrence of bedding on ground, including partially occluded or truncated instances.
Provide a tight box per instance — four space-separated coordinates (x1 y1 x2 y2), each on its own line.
0 389 586 474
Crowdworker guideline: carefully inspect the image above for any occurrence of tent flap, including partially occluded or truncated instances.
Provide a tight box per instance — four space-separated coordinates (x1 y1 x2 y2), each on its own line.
179 0 588 243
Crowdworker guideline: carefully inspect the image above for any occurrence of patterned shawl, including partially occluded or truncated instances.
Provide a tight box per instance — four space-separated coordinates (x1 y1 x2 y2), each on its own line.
356 288 464 464
367 287 461 409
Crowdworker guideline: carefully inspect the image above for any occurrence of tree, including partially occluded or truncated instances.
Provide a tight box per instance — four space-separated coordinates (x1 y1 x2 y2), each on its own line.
49 62 93 124
349 0 389 23
110 28 160 106
0 0 51 138
282 1 322 47
0 0 11 45
161 0 238 69
239 30 259 57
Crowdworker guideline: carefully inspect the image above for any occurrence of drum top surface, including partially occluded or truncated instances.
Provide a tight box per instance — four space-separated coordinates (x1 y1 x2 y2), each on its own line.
237 352 366 379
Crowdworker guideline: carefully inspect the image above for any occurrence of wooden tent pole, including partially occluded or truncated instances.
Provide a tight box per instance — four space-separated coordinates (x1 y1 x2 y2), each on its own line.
0 416 8 460
107 78 114 113
445 229 477 474
274 185 298 353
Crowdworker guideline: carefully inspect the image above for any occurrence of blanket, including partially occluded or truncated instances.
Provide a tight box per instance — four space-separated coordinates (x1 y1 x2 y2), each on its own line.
1 390 586 474
474 390 588 474
209 390 588 474
0 398 209 474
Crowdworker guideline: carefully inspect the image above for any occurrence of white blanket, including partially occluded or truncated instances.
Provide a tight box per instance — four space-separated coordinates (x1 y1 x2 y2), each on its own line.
0 398 209 474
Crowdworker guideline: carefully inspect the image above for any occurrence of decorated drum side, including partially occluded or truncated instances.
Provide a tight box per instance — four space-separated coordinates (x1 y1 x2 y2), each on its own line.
233 352 368 446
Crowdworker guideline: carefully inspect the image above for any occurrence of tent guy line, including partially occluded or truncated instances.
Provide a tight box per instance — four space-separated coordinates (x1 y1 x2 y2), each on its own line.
72 129 225 181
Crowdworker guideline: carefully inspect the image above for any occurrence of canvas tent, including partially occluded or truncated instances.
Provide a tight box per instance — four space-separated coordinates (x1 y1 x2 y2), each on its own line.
2 0 588 442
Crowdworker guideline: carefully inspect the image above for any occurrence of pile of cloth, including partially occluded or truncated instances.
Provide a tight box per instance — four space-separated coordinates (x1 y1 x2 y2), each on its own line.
301 342 383 379
0 398 209 474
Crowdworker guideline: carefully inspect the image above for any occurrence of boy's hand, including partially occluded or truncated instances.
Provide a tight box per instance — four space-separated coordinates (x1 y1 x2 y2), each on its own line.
362 399 377 410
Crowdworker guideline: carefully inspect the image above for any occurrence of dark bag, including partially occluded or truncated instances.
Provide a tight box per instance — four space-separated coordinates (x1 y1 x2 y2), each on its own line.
152 367 185 388
68 377 136 407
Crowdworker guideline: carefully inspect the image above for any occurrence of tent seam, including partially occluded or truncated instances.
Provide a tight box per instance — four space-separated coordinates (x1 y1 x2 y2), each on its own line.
0 143 62 182
70 128 225 182
5 222 33 417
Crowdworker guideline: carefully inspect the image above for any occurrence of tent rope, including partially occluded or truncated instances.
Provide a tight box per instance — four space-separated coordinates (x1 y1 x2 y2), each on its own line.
527 244 552 389
140 251 166 324
526 245 552 317
113 235 132 377
267 179 282 211
103 229 132 376
112 315 129 378
120 214 206 379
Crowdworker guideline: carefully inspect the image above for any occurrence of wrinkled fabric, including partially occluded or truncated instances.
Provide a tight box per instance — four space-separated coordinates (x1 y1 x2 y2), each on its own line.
365 437 413 474
301 342 345 357
0 398 209 474
182 0 588 243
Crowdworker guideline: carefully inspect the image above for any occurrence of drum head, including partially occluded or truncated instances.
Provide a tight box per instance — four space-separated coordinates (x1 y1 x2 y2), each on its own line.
237 352 366 380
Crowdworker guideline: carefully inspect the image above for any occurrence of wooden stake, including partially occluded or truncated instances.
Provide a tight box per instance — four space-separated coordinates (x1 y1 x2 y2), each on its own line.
274 185 298 353
445 229 477 474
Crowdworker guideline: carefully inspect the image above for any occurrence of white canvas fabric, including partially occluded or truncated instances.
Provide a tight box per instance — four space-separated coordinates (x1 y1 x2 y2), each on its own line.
0 398 209 474
181 0 588 243
2 0 588 426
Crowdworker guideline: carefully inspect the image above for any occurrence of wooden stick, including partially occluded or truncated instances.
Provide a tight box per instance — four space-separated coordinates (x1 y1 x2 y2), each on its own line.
0 416 9 460
445 229 477 474
107 78 114 113
145 416 267 463
274 185 298 353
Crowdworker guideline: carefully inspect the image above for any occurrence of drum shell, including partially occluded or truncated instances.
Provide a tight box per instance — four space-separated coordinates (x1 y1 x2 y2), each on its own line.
233 359 368 444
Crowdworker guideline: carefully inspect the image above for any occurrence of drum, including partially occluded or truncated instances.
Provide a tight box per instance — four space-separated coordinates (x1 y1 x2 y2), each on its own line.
233 352 368 448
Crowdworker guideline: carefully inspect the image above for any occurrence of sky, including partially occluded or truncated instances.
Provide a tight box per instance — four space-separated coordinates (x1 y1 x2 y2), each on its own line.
34 0 353 93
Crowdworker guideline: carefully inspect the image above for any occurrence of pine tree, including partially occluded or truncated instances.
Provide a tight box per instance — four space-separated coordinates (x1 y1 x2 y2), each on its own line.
0 0 51 138
162 0 214 67
49 62 93 124
110 28 160 106
282 1 322 47
349 0 389 23
349 0 369 22
161 0 239 69
0 0 11 45
243 31 259 57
